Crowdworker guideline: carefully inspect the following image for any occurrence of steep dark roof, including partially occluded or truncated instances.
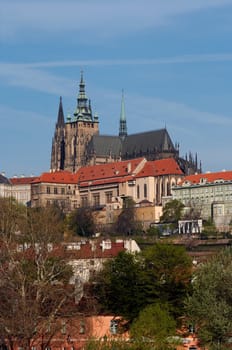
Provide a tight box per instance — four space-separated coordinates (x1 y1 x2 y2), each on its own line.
0 174 10 185
87 129 176 161
122 129 175 157
86 135 122 158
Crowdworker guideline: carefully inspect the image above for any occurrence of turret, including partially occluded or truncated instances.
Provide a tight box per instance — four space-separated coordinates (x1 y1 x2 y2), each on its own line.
73 71 93 121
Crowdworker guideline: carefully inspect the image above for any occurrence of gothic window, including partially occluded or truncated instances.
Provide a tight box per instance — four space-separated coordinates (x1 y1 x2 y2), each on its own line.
137 185 140 199
166 182 171 195
162 181 165 196
71 137 76 156
144 184 147 198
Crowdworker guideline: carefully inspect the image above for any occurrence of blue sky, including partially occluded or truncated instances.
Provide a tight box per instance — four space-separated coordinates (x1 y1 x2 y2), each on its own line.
1 0 232 177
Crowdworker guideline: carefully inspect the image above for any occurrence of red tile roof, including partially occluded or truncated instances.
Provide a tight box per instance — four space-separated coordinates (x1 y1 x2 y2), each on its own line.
179 171 232 185
77 158 145 186
10 176 37 185
32 171 79 184
64 240 125 259
136 158 183 178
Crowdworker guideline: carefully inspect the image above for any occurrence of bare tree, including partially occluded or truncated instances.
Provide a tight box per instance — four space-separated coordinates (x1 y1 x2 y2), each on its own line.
0 204 74 350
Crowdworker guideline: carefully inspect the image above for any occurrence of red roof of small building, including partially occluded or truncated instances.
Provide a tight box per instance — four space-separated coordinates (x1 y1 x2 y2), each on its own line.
10 176 38 185
179 170 232 185
32 171 79 184
64 240 125 259
136 158 183 178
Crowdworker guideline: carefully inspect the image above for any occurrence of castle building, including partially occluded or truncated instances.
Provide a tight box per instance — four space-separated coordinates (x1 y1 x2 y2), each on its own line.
172 171 232 232
51 73 200 174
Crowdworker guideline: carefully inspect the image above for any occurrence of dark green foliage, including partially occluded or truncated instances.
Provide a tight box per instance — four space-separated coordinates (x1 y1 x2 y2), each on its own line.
160 199 184 228
68 207 95 237
94 251 146 320
201 218 218 237
94 243 192 323
146 226 160 237
186 247 232 349
142 243 192 318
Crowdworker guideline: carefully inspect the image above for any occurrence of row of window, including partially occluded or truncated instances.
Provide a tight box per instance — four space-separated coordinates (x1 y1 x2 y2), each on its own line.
137 184 147 199
81 191 113 207
46 187 75 195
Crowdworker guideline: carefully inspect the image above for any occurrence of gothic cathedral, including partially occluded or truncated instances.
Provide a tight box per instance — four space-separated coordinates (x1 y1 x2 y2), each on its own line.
51 73 200 174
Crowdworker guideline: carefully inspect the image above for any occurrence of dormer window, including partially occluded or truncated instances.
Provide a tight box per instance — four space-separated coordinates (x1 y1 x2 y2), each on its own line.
200 178 207 184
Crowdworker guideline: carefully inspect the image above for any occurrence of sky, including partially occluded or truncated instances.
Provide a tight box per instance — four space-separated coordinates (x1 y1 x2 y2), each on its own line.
1 0 232 177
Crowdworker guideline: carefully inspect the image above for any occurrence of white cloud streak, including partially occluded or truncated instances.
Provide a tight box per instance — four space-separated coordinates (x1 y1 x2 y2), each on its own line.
14 54 232 68
0 52 232 96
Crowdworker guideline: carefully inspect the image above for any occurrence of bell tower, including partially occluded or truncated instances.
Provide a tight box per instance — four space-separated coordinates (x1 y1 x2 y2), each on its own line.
51 72 99 172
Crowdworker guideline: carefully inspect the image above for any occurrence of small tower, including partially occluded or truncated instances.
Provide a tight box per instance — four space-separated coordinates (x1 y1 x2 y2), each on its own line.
119 90 127 139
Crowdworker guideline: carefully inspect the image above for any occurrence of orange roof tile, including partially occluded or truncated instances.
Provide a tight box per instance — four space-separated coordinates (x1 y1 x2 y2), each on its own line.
32 171 79 184
136 158 183 178
77 158 145 184
10 176 38 185
179 170 232 185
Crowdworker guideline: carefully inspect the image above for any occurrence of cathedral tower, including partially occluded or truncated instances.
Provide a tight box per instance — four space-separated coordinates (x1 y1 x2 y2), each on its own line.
50 72 99 172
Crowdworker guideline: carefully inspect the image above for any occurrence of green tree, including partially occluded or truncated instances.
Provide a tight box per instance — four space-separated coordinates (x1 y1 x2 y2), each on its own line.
94 243 192 323
94 251 146 321
185 247 232 349
116 197 138 235
68 207 95 237
201 218 218 238
160 199 184 230
0 197 27 238
130 303 177 350
142 243 192 319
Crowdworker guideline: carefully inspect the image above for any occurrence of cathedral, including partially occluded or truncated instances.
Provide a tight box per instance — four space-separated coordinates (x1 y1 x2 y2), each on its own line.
51 73 200 174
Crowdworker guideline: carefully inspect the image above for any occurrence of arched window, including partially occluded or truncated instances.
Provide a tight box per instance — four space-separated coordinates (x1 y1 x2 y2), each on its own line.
144 184 147 198
166 182 170 195
137 185 140 199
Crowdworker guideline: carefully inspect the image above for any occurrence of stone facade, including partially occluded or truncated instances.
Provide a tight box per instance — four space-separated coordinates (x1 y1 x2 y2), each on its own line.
51 73 99 172
31 171 79 212
172 171 232 232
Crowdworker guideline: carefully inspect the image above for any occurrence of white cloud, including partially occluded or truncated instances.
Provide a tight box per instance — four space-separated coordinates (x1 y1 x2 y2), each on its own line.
1 53 232 96
0 63 74 96
1 0 232 41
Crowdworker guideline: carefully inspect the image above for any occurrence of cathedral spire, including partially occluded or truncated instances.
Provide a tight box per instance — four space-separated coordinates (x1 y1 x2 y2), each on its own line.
57 96 65 127
119 89 127 138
